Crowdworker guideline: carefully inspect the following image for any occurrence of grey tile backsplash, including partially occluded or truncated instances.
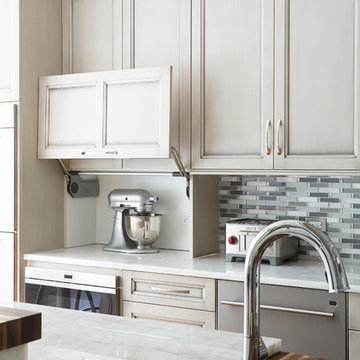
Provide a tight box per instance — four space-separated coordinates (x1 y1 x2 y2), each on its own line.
219 176 360 262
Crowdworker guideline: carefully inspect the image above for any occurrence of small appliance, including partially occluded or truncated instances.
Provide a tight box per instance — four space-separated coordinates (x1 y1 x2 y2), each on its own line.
225 218 298 265
103 189 162 254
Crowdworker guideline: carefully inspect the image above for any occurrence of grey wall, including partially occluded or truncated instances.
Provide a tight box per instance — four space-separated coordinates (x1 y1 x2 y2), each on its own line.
219 176 360 262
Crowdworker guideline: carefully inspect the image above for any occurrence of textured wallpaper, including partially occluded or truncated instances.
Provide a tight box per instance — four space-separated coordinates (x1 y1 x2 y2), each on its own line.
219 176 360 262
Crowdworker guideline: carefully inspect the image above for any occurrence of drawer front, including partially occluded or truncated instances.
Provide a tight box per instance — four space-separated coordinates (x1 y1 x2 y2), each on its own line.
25 267 119 289
218 280 346 360
349 330 360 360
123 301 215 329
349 293 360 330
122 271 215 311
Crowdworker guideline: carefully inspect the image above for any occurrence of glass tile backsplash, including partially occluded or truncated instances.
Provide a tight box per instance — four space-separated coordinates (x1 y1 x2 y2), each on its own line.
219 176 360 262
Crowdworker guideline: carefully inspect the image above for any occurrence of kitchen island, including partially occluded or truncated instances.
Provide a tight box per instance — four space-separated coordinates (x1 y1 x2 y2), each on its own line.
11 302 281 360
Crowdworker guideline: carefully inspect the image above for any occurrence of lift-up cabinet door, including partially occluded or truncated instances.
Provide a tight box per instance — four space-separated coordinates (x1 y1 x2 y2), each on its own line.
38 66 171 159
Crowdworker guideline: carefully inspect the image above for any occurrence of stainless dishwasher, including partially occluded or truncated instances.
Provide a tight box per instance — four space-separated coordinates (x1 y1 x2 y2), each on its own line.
25 266 120 315
217 280 347 360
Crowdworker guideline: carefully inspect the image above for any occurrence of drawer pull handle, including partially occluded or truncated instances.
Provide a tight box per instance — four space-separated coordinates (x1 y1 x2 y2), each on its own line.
64 274 73 279
149 286 190 294
220 300 334 318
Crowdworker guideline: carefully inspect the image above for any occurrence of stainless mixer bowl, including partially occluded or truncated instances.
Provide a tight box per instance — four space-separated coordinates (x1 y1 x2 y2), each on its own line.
124 214 162 249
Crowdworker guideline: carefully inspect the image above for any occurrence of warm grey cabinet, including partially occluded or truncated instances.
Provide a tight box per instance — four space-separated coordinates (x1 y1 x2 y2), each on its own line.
122 271 216 329
62 0 191 171
218 280 346 360
274 0 360 170
349 293 360 360
0 0 19 101
191 0 274 170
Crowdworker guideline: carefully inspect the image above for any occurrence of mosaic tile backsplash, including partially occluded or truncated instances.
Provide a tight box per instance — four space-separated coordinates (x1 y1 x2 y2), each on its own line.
219 176 360 262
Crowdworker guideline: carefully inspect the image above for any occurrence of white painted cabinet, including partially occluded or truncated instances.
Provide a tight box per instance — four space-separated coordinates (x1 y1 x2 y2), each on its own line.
38 66 171 159
0 233 14 305
191 0 274 170
274 0 360 170
0 0 19 101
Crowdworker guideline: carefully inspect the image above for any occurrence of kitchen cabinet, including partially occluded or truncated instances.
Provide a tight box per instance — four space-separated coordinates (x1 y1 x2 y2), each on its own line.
38 66 171 159
0 105 15 232
123 302 215 328
0 0 19 101
122 270 216 329
2 0 65 302
62 0 191 171
218 280 346 360
191 0 274 170
274 0 360 170
0 233 14 305
192 0 360 171
348 293 360 360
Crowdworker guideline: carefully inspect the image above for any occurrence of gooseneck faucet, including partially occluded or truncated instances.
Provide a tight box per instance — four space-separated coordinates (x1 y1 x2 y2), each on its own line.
243 220 349 360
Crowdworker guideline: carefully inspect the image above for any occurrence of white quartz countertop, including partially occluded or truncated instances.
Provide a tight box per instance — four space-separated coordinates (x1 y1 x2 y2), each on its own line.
12 302 281 360
24 244 360 293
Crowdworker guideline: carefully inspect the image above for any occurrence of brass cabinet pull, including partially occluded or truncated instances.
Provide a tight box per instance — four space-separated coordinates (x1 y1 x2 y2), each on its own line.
265 120 271 155
276 119 283 155
220 300 334 318
149 286 190 294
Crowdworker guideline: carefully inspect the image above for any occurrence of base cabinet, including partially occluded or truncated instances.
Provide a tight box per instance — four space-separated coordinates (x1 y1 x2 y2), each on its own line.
218 280 346 360
122 271 216 329
123 301 215 329
349 293 360 360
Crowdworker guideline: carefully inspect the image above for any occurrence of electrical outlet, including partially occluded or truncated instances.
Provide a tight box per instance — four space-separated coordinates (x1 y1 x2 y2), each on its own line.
305 217 327 232
181 214 191 226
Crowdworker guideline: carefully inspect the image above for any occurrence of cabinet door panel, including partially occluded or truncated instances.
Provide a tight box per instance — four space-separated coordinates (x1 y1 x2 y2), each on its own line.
0 233 14 305
218 281 346 360
63 0 123 73
275 0 360 169
123 301 215 329
192 0 273 169
0 0 19 101
122 0 191 170
0 104 15 232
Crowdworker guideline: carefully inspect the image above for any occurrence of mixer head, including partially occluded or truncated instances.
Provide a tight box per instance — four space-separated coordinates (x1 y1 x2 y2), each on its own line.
108 189 158 214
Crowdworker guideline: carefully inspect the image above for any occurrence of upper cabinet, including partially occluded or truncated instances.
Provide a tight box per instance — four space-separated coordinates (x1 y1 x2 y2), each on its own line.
38 66 171 159
192 0 360 171
191 0 274 170
0 0 19 101
274 0 360 170
62 0 191 170
59 0 360 171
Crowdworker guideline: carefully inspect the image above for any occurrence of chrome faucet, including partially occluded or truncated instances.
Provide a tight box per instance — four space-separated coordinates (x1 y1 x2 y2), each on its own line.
243 220 349 360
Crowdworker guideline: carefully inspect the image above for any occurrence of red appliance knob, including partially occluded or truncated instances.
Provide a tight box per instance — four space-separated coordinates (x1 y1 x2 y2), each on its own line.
228 236 238 245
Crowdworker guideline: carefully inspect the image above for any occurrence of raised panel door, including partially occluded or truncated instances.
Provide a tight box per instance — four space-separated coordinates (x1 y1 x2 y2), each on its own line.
0 0 19 101
275 0 360 169
62 0 123 73
122 0 191 170
0 233 14 305
191 0 274 170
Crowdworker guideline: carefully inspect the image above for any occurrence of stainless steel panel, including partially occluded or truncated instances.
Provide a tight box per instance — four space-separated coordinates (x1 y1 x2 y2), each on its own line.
217 280 346 360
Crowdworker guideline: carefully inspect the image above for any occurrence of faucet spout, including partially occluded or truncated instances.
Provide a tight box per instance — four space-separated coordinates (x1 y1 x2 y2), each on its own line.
243 220 349 360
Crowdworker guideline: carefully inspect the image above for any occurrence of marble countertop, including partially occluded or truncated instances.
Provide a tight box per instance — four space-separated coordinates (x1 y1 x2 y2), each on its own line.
24 244 360 293
11 302 280 360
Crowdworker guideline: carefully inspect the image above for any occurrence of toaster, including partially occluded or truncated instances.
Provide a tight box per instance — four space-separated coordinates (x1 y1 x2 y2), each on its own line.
225 219 298 265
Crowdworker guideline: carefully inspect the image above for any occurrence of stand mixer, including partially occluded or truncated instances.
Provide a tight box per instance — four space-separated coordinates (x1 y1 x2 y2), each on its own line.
103 189 162 254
